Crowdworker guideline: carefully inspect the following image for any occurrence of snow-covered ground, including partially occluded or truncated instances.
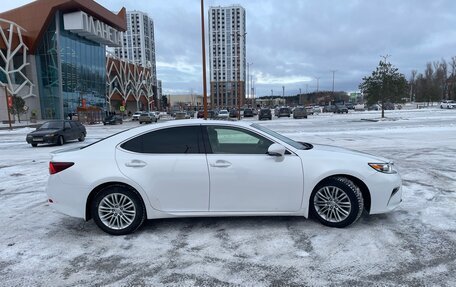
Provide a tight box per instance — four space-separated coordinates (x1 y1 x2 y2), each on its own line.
1 108 455 286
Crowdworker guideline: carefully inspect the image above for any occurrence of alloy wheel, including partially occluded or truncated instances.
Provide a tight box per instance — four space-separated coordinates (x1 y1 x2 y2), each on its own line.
98 193 137 230
313 186 352 223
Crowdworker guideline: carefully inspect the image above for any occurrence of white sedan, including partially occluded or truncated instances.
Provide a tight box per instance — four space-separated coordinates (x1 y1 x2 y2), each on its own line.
46 120 402 235
440 100 456 109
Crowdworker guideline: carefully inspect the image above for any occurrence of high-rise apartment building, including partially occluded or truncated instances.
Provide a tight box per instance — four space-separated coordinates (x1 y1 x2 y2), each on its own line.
209 5 246 108
114 11 157 85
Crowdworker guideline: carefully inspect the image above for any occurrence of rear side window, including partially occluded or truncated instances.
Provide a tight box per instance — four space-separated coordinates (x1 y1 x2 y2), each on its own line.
121 126 202 154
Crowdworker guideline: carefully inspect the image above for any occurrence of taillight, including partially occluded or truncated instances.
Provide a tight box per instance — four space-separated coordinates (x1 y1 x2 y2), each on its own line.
49 162 74 175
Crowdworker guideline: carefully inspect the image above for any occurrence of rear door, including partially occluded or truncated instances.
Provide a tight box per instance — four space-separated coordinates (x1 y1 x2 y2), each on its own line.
116 125 210 212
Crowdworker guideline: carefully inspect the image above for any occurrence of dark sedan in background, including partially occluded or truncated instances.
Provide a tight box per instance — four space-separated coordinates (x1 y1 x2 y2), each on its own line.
26 120 86 147
293 107 308 119
103 115 123 125
258 108 272 120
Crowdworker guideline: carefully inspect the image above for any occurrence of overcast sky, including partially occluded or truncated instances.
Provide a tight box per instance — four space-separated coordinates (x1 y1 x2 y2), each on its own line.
2 0 456 96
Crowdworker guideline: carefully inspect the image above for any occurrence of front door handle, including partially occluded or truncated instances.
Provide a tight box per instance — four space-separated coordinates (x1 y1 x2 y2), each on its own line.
125 160 147 168
210 160 232 168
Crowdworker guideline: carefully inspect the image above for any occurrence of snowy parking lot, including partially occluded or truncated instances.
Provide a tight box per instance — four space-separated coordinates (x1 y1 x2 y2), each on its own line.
1 108 455 286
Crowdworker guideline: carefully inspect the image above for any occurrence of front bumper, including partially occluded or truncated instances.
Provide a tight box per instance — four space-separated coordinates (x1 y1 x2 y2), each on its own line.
26 135 58 144
367 171 403 214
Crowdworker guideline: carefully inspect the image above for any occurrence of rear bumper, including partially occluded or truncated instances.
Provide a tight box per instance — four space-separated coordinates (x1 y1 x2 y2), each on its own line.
46 175 88 219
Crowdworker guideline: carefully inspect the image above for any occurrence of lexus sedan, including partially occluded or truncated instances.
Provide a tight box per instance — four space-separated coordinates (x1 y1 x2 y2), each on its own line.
46 120 402 235
26 120 86 147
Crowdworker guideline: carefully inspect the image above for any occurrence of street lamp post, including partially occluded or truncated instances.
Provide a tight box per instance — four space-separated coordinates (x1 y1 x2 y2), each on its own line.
315 77 320 92
200 0 208 119
331 70 337 93
247 62 253 106
231 31 246 120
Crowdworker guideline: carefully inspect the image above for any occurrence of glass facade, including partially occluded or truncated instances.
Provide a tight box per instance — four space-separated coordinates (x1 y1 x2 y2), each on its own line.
36 12 106 119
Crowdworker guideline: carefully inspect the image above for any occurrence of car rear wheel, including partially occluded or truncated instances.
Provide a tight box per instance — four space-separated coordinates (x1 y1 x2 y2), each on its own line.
31 143 38 147
57 136 64 146
91 186 146 235
78 133 85 142
310 177 364 228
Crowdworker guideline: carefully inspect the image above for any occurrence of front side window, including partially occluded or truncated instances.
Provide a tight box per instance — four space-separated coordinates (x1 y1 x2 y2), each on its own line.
121 126 201 154
206 126 273 154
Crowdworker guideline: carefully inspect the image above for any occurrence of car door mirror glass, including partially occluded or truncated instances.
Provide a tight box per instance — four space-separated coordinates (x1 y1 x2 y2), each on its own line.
267 143 286 157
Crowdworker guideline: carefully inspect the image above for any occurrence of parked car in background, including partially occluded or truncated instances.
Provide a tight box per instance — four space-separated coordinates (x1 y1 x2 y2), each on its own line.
152 111 161 120
305 106 314 115
218 109 229 118
368 104 380 111
174 112 187 120
440 100 456 109
258 108 272 120
132 111 142 121
383 102 395 110
345 103 355 110
46 120 402 235
26 120 86 147
103 114 123 125
323 105 336 113
138 112 157 124
277 107 291 118
293 107 308 119
229 109 239 118
335 104 349 114
354 104 365 111
243 108 254 117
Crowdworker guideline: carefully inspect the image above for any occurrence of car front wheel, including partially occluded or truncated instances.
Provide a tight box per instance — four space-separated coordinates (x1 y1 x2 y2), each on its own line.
57 135 64 146
91 185 146 235
78 133 85 142
310 177 364 228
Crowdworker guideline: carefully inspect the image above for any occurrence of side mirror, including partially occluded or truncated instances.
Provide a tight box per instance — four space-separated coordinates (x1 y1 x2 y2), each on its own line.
267 143 286 157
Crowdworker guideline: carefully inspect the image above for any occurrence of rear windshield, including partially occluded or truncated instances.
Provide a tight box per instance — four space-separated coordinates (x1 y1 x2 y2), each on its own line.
39 121 63 129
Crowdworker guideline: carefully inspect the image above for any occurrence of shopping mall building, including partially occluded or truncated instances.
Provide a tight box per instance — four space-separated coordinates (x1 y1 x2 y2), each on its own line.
0 0 130 121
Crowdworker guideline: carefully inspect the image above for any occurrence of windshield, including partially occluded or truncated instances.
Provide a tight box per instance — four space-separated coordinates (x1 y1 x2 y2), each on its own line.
251 123 308 150
39 121 63 129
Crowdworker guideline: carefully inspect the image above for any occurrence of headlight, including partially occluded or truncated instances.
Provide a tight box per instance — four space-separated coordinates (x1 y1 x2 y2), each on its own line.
368 162 397 174
45 133 55 137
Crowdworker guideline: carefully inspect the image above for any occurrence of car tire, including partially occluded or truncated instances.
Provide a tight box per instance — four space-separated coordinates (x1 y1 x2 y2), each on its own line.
310 177 364 228
139 121 142 124
78 133 85 142
91 185 146 235
31 143 38 147
57 136 64 146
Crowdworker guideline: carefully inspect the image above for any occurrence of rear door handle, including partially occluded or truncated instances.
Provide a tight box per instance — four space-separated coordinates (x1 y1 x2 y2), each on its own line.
210 160 231 168
125 160 147 168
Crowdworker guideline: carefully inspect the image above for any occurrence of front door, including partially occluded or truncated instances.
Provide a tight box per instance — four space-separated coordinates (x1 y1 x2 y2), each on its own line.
205 125 304 212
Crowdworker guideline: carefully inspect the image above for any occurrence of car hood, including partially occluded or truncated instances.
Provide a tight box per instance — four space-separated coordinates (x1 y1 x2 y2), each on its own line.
310 143 390 163
29 129 60 136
